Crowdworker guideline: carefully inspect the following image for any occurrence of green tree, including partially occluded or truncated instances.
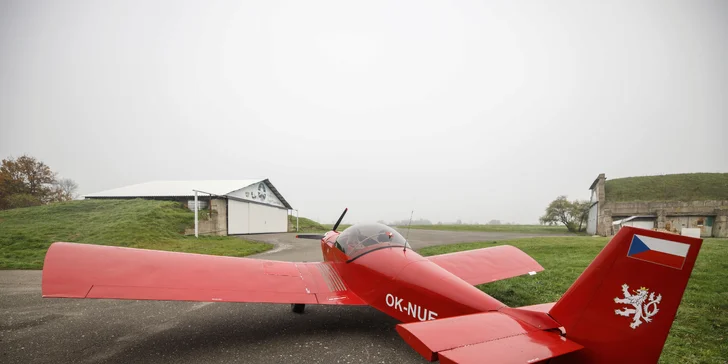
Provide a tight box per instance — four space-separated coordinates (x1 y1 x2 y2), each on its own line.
5 193 43 208
539 195 590 232
0 155 79 209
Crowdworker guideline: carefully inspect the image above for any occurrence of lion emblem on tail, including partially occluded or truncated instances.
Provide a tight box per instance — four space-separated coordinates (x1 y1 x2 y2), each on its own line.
614 284 662 329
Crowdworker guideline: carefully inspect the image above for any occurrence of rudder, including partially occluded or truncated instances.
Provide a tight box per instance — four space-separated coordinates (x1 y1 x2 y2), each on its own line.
549 226 702 363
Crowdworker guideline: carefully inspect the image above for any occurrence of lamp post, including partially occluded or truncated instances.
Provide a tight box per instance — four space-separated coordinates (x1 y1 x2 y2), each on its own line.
194 190 198 238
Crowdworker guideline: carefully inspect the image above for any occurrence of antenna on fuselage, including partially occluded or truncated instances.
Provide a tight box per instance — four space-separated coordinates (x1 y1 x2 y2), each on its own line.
404 210 413 252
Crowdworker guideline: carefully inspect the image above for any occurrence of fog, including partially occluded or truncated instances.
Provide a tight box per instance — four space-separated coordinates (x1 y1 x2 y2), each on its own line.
1 0 726 224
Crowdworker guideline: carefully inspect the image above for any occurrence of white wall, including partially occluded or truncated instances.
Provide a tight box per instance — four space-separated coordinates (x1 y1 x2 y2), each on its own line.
681 228 701 238
590 189 598 204
228 200 250 234
249 203 288 233
227 182 285 208
586 203 598 235
228 199 288 234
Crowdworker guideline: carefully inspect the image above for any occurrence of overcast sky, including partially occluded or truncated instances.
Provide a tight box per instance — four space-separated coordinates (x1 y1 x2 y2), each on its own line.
1 0 726 224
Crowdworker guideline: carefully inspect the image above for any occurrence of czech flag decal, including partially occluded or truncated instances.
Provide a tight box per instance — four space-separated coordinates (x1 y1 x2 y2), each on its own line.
627 234 690 269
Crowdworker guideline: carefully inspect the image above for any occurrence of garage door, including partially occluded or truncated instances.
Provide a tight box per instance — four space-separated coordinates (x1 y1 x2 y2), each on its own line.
228 200 250 234
228 200 288 234
248 203 288 233
626 220 655 230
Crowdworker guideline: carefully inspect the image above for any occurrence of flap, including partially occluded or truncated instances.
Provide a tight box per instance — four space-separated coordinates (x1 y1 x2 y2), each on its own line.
426 245 544 285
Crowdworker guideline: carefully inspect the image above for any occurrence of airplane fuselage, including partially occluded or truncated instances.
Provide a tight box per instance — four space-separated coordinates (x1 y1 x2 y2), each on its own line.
320 231 505 323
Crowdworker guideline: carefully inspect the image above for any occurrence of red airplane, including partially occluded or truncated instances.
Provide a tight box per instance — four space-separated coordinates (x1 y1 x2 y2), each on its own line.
42 208 703 363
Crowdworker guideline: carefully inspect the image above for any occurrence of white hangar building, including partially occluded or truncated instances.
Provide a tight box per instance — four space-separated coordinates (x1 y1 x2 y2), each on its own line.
85 179 293 235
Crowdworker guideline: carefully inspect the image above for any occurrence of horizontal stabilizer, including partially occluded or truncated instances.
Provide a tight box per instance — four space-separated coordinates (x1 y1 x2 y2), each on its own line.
395 311 582 363
427 245 544 285
438 330 583 364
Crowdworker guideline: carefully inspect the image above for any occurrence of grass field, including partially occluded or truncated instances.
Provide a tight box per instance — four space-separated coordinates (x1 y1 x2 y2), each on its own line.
418 237 728 363
605 173 728 202
0 199 272 269
402 224 571 234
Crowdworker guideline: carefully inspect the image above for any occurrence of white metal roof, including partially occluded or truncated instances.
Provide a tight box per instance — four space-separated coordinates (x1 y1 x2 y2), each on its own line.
85 179 293 209
85 180 265 198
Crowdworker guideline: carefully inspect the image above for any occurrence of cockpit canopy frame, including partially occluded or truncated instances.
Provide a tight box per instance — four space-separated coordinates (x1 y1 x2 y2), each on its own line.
334 223 410 260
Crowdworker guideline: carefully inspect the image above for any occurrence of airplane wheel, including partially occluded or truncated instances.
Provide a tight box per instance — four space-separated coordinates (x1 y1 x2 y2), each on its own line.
291 303 305 314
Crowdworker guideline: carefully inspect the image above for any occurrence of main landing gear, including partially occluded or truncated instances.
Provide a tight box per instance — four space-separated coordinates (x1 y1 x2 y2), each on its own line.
291 303 305 314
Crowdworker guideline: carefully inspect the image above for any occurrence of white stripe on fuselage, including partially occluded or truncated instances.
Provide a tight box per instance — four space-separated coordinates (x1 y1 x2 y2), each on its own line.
637 234 690 257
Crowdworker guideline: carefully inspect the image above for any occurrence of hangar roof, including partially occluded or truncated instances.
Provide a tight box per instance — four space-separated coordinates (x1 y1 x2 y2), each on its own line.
84 179 292 209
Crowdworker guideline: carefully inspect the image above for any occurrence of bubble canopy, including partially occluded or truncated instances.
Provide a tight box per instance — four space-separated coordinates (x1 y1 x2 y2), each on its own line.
335 223 410 259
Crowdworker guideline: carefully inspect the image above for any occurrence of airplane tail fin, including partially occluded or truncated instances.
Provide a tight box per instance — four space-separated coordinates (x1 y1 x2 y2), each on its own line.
549 226 703 363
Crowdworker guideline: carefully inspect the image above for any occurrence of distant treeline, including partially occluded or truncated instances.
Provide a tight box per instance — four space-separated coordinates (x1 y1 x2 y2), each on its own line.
383 218 434 226
383 219 509 226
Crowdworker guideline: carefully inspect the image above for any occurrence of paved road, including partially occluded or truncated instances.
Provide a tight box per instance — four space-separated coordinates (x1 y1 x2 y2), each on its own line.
0 229 561 364
247 228 559 262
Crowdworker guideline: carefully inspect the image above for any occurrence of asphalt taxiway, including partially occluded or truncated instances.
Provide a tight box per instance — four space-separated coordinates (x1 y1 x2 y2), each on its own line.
0 229 559 363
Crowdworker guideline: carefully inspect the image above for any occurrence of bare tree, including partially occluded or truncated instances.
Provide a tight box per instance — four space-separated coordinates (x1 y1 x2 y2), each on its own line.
57 178 79 200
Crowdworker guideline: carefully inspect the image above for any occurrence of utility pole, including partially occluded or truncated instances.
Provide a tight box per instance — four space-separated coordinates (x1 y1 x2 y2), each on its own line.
194 190 198 238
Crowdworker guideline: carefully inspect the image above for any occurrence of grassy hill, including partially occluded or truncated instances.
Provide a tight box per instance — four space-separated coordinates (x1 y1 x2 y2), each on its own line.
321 223 352 231
0 199 272 269
605 173 728 202
286 215 354 233
419 237 728 363
288 214 328 232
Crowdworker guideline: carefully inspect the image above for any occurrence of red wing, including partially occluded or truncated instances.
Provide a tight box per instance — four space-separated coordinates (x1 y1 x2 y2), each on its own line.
396 311 583 363
42 242 365 305
426 245 544 285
